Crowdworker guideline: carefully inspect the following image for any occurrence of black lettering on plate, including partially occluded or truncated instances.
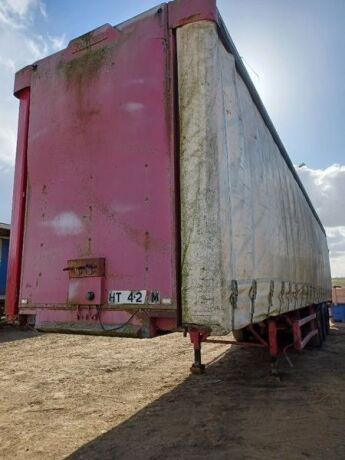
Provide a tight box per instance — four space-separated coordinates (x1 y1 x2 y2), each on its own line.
150 291 160 304
108 292 117 303
135 292 142 302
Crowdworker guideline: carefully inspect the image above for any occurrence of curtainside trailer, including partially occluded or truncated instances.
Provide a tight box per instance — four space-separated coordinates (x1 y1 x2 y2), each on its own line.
7 0 331 371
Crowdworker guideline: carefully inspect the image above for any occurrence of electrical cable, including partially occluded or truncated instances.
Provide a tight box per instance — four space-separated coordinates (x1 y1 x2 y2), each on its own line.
96 305 140 332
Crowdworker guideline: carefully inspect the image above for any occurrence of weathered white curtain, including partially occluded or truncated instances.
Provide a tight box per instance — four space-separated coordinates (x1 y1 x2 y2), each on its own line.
177 21 331 333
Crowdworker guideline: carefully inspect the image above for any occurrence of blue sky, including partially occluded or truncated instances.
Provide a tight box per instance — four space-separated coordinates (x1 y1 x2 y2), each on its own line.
0 0 344 275
37 0 345 169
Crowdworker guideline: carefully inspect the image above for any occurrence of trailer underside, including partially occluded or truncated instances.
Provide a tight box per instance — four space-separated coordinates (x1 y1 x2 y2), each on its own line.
187 302 330 374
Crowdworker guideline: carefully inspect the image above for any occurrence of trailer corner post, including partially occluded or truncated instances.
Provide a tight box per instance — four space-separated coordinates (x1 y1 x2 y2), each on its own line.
168 0 217 29
5 86 30 322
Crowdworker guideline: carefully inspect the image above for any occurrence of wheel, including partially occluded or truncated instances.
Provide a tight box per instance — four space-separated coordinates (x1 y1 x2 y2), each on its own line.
232 328 251 341
310 305 323 347
323 304 330 335
320 304 327 341
232 329 244 341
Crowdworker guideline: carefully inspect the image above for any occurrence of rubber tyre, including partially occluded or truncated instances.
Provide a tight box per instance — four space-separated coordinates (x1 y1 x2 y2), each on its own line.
323 304 330 335
232 328 252 342
320 304 327 341
232 329 244 341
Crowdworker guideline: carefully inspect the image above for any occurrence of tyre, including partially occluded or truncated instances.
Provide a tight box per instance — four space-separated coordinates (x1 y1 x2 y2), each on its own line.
323 304 330 335
320 304 327 341
232 329 244 341
232 328 252 341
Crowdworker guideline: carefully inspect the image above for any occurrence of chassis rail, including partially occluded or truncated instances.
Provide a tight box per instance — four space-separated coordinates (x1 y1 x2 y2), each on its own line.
186 303 330 374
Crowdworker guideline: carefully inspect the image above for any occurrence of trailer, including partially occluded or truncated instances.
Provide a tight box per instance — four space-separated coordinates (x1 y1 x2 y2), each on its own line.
0 223 10 316
7 0 331 371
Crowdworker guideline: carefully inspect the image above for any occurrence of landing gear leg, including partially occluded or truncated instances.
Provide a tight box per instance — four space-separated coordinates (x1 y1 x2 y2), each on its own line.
188 328 209 374
269 357 280 378
268 320 281 380
192 348 204 374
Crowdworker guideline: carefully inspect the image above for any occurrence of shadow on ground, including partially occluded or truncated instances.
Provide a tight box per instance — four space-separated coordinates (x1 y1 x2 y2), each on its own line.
66 326 345 460
0 325 41 343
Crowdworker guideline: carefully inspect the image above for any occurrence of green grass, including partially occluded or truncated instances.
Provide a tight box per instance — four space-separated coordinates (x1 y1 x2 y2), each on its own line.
332 278 345 287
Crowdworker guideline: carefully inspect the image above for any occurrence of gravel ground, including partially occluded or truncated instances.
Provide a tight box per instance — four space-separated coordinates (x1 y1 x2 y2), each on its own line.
0 323 344 459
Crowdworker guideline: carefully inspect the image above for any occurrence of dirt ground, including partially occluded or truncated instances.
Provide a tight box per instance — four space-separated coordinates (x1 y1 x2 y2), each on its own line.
0 324 345 460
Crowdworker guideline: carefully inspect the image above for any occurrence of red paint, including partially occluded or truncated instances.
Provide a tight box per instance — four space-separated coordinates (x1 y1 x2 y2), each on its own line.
9 6 179 335
10 0 220 334
168 0 217 28
189 328 210 350
268 320 278 358
199 304 323 369
13 66 32 97
5 88 30 321
68 277 103 305
154 317 176 331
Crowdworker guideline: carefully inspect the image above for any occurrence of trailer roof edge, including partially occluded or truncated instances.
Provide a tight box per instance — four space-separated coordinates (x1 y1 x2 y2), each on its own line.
216 11 325 235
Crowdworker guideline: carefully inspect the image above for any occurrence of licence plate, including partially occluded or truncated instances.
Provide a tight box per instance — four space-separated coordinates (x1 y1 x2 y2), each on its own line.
108 290 147 305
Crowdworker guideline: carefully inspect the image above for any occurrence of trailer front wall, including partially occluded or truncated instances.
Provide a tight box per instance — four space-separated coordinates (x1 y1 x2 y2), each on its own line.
16 8 178 327
177 21 331 333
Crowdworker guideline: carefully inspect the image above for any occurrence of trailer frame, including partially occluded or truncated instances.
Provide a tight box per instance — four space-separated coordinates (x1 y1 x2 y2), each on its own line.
187 303 330 374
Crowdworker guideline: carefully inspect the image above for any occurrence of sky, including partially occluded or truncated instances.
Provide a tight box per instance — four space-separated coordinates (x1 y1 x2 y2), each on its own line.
0 0 344 276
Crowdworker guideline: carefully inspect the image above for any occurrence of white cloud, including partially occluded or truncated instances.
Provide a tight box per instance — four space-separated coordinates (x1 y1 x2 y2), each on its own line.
297 164 345 227
48 33 65 51
0 0 65 222
296 164 345 277
0 0 44 28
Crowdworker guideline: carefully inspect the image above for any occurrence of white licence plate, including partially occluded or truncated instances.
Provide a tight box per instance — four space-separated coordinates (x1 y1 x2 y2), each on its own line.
108 290 147 305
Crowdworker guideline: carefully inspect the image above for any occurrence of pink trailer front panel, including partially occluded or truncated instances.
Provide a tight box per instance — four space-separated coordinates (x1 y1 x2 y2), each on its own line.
13 6 178 336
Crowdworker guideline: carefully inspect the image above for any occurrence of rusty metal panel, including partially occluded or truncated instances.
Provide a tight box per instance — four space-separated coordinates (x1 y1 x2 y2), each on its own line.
18 7 177 313
64 258 105 278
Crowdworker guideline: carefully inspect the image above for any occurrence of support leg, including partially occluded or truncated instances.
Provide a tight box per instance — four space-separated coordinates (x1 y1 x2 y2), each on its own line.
268 320 280 378
188 328 209 374
268 320 278 359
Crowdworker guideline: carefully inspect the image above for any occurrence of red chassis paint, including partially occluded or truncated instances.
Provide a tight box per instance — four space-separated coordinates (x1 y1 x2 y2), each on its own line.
188 305 325 373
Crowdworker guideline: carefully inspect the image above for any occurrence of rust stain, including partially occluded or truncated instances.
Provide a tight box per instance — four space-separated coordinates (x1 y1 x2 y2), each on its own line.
144 231 151 251
107 272 128 281
35 274 42 288
121 224 152 251
92 196 168 251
